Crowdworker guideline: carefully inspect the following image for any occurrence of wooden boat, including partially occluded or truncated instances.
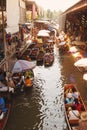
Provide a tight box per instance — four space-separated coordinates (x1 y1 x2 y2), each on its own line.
64 84 86 130
30 47 39 60
36 50 44 65
0 92 11 130
24 77 33 91
12 69 34 93
59 43 69 55
43 52 54 67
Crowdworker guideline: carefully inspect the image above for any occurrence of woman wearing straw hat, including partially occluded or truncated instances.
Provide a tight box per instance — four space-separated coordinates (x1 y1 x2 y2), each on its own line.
79 111 87 130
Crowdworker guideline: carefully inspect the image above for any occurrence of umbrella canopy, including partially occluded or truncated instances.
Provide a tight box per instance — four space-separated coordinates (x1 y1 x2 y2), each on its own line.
74 58 87 67
59 41 66 46
12 60 36 73
37 32 50 37
38 29 50 34
69 46 78 53
47 39 54 43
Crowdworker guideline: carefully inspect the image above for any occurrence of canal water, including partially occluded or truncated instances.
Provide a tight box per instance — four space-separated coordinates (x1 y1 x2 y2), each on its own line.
5 45 87 130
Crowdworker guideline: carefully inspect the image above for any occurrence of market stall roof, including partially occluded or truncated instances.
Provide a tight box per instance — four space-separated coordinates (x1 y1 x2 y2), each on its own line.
63 0 87 15
25 0 38 10
74 58 87 67
34 20 50 25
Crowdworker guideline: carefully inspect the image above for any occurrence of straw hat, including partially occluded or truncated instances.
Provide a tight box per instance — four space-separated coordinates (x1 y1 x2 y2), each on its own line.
80 111 87 121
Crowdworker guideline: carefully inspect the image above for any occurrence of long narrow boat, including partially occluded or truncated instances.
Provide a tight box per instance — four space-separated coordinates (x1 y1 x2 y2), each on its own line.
43 52 54 67
36 50 44 65
64 84 86 130
0 92 11 130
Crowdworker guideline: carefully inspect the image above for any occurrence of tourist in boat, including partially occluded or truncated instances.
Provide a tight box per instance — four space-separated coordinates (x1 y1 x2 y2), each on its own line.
79 111 87 130
65 84 73 95
65 92 74 104
68 106 80 120
72 87 79 99
73 98 83 111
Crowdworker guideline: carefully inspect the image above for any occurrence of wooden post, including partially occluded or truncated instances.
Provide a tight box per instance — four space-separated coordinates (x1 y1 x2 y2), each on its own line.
1 0 8 71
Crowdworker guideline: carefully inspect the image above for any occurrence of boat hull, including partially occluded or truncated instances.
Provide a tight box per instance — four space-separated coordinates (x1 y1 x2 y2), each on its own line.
64 84 86 130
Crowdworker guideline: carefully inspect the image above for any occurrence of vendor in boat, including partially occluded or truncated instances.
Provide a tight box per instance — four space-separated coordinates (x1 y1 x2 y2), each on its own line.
16 74 25 89
24 76 33 87
8 78 16 94
25 70 34 80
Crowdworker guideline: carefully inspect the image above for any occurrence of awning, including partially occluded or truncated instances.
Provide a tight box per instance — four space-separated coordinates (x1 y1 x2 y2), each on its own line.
62 1 87 15
6 25 19 34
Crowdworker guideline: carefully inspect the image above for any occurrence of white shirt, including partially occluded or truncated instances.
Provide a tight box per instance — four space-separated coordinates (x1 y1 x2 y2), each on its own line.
68 110 80 120
72 92 79 99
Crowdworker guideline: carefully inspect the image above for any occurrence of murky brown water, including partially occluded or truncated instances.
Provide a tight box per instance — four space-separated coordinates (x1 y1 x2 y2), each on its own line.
5 46 87 130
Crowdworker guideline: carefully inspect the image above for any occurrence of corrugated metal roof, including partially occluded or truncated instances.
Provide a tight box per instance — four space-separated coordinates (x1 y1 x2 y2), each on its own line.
63 0 87 15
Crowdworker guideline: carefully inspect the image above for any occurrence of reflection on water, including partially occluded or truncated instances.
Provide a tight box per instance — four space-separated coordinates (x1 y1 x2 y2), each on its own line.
33 59 66 130
5 46 87 130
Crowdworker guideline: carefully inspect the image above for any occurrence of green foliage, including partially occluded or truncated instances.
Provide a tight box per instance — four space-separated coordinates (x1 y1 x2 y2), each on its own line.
43 9 63 21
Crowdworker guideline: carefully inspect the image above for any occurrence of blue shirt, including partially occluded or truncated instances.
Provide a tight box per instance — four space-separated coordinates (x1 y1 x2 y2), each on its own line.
0 97 5 109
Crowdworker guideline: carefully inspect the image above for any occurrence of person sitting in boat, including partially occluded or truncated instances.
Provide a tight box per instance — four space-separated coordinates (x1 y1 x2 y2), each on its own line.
8 78 16 94
79 111 87 130
25 76 33 87
65 84 73 95
73 98 84 111
65 93 74 104
0 95 7 112
72 87 79 99
68 106 80 120
17 74 25 88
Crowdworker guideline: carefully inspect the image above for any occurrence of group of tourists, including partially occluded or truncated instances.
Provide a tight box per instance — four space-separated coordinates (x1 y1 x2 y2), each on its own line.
65 84 87 130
